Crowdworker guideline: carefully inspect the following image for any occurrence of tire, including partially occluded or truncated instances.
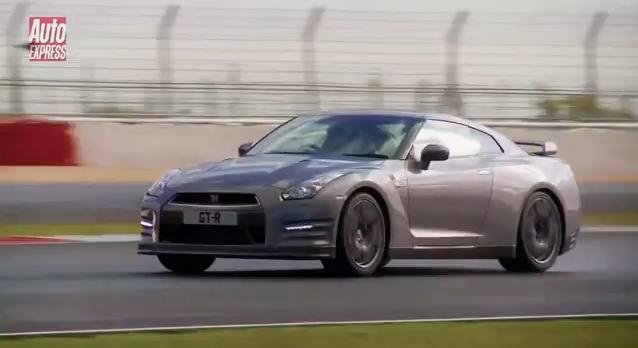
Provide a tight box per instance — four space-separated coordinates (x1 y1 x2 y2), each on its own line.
499 191 562 273
322 192 387 277
157 254 215 274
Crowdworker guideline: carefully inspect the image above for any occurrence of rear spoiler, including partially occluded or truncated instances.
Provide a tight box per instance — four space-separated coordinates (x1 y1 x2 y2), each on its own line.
515 141 558 156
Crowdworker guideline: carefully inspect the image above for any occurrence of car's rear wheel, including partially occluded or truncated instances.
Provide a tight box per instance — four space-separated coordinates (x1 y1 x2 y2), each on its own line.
322 192 387 276
157 254 215 274
499 191 562 273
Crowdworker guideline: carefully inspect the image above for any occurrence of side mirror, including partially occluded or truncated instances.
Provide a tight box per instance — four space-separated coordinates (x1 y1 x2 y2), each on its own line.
420 144 449 170
238 142 253 157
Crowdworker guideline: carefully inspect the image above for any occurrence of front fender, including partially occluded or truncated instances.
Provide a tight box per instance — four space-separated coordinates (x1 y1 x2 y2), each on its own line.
317 164 412 249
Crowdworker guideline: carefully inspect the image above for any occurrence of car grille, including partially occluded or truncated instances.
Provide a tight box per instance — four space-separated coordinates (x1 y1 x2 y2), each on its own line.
171 192 258 206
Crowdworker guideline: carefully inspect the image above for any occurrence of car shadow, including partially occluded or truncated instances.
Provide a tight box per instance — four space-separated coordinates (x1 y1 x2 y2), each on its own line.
153 266 531 280
0 267 573 282
167 264 577 280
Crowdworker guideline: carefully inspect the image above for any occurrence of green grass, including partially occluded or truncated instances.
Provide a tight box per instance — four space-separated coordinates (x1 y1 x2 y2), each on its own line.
583 212 638 226
0 223 138 236
2 319 638 348
0 212 636 237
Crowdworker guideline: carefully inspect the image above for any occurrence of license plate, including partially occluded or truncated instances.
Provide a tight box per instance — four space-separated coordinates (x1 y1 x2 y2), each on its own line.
183 210 238 226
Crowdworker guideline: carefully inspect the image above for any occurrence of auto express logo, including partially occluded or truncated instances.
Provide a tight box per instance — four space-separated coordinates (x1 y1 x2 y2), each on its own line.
28 16 68 61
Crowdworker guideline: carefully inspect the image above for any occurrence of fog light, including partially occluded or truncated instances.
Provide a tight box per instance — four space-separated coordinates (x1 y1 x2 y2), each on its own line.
284 221 332 232
284 224 315 231
140 209 158 242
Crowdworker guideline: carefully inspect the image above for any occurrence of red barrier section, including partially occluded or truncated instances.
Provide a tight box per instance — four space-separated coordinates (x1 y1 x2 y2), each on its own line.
0 236 73 245
0 118 77 165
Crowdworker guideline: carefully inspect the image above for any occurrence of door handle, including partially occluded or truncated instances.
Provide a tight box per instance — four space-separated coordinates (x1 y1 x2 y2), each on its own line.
477 169 491 175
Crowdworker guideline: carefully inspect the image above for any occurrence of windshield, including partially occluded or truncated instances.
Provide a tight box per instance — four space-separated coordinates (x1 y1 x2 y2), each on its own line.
248 115 421 159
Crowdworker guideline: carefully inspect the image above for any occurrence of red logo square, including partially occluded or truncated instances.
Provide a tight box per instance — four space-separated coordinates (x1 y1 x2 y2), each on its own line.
28 16 67 61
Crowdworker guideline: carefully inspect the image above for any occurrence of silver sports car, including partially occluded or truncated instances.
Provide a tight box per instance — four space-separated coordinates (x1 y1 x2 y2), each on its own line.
138 111 581 276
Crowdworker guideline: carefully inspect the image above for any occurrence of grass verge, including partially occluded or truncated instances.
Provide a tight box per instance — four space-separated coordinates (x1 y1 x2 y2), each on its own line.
582 212 638 226
2 319 638 348
0 223 138 236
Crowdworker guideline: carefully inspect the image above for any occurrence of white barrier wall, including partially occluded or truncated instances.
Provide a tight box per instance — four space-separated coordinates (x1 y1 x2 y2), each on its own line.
500 128 638 180
74 122 638 180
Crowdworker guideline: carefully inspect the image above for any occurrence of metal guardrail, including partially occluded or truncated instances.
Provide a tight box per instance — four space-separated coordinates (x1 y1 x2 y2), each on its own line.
2 3 636 120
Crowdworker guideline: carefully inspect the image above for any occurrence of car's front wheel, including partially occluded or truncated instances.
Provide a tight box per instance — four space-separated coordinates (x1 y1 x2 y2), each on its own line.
322 192 387 276
499 191 562 273
157 254 215 274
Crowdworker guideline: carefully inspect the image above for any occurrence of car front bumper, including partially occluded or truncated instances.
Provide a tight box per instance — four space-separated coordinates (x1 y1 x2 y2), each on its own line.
137 185 344 260
138 243 334 259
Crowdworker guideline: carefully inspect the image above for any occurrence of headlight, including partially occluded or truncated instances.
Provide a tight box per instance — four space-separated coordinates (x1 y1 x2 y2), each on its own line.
281 172 349 200
147 169 181 197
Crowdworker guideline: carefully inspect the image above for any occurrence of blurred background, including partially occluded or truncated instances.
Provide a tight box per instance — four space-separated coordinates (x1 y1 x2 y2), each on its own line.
0 0 637 227
1 2 638 339
0 0 636 119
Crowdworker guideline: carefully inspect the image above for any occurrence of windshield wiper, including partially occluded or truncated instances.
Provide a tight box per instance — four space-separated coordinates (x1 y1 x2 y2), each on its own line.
341 153 388 159
264 151 313 155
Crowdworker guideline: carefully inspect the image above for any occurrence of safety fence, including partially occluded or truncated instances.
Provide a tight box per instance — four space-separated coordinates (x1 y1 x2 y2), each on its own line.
0 2 636 120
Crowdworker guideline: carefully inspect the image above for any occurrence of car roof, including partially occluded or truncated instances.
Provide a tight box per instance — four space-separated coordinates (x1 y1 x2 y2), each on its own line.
310 109 468 120
309 110 479 126
310 109 426 120
303 110 525 155
308 109 486 130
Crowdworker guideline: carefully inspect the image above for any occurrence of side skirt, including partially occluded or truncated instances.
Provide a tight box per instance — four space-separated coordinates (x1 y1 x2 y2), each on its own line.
389 245 515 259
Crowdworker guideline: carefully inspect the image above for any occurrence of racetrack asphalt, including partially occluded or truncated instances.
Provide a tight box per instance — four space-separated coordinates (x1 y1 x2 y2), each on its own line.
1 182 637 223
0 232 637 334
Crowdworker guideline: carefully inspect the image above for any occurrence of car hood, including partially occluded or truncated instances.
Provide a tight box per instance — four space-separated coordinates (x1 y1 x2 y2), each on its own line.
167 154 381 189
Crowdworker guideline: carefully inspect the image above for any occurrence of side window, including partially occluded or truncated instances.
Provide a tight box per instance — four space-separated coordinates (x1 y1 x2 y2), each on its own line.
413 120 480 158
413 120 502 158
469 128 503 155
